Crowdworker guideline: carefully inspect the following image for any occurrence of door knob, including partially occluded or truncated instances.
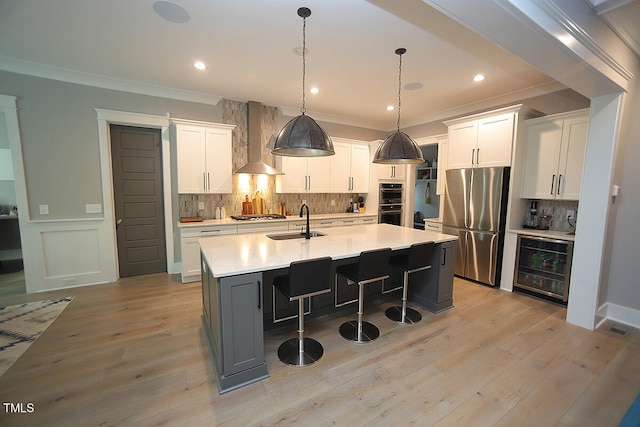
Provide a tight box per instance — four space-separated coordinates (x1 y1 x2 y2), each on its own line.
116 219 123 228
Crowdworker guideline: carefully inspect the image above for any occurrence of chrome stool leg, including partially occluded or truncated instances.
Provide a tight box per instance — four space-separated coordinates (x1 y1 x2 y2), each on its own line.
339 281 380 343
385 270 422 324
278 298 323 366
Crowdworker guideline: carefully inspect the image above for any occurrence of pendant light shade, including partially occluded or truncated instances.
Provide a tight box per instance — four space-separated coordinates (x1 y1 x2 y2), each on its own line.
373 48 424 165
272 114 334 157
373 131 423 164
272 7 334 157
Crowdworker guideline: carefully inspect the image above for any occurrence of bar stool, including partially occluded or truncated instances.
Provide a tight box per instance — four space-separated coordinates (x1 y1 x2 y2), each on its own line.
385 242 434 324
337 248 391 343
272 256 332 367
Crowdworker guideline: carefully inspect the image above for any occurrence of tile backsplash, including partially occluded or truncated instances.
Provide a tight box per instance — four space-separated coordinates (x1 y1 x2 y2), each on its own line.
528 199 579 232
179 176 365 218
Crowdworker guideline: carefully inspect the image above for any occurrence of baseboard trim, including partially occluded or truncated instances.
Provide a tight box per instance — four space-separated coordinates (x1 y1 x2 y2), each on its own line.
596 302 640 330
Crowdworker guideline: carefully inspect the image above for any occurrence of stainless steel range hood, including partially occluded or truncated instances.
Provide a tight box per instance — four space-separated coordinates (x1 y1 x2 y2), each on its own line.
234 101 283 175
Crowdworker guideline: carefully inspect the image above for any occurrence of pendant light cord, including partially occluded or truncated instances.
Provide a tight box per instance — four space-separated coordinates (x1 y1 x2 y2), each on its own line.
396 51 403 132
301 14 307 115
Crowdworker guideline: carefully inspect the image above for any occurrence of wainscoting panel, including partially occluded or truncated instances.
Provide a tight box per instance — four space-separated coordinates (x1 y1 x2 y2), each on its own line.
22 219 117 293
41 228 101 277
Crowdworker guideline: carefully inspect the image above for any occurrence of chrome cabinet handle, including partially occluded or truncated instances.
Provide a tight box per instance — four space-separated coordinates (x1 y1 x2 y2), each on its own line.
203 172 206 191
207 173 210 191
551 174 556 195
472 149 475 165
476 148 479 165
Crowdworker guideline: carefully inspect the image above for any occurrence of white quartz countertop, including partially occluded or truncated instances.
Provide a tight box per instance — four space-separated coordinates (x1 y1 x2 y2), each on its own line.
200 223 457 278
509 228 575 241
178 212 375 228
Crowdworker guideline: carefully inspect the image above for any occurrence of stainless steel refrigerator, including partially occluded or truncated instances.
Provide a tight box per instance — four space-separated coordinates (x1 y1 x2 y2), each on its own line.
442 167 510 287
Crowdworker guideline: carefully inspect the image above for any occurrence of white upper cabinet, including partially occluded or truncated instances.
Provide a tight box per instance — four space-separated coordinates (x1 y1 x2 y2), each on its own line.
276 155 331 193
330 140 370 193
174 120 235 194
520 110 589 200
445 106 519 169
276 139 369 194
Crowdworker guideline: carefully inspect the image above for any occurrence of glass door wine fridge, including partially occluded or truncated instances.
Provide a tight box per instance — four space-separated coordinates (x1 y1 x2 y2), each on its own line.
514 235 573 304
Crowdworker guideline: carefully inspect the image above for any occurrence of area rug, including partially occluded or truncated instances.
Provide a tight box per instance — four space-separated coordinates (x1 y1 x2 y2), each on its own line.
619 392 640 427
0 297 73 377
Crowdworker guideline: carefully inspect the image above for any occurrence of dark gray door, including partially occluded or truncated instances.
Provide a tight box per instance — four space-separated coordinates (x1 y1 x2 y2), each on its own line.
110 125 166 277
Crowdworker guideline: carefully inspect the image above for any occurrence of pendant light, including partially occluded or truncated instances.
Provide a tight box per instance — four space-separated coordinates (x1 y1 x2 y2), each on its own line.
272 7 334 157
373 48 424 164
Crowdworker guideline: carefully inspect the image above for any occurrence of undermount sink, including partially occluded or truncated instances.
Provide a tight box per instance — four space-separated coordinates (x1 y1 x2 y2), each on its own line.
267 231 327 240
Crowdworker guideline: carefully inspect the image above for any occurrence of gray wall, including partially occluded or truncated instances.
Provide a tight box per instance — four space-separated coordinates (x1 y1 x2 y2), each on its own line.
600 76 640 310
0 70 223 220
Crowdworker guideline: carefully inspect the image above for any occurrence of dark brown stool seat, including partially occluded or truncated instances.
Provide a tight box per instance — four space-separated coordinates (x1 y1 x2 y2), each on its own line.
336 248 391 343
272 256 332 366
385 242 434 324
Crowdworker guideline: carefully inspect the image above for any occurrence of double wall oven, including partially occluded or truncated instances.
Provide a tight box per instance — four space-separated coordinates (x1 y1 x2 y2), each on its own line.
379 183 403 226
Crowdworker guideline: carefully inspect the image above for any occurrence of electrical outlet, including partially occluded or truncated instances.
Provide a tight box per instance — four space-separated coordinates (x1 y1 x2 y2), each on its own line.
567 210 575 220
331 199 335 206
85 204 102 214
302 199 307 205
198 201 205 210
39 204 49 215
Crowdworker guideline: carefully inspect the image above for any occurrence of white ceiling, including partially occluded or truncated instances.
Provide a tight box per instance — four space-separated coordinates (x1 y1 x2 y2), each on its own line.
0 0 635 131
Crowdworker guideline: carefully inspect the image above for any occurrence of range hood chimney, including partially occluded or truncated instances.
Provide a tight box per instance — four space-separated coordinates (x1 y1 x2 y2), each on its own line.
234 101 283 175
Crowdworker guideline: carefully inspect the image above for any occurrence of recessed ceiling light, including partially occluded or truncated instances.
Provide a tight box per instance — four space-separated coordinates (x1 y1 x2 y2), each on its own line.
194 61 206 70
404 82 423 91
153 1 190 24
310 87 319 94
473 74 485 82
292 47 309 56
386 105 395 111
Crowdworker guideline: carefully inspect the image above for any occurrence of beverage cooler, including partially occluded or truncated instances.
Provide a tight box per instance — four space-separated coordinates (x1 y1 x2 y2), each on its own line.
514 235 573 304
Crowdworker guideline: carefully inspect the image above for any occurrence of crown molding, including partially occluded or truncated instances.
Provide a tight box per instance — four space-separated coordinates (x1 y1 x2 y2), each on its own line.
0 56 223 105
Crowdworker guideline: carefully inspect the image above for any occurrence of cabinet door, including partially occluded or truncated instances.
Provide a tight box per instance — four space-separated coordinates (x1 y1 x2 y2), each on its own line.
557 117 588 200
437 241 455 303
220 273 264 376
176 125 207 193
350 144 370 192
329 142 352 192
477 113 514 167
181 237 203 281
447 120 477 169
307 156 332 192
436 138 448 195
205 127 232 193
520 120 563 199
277 156 308 193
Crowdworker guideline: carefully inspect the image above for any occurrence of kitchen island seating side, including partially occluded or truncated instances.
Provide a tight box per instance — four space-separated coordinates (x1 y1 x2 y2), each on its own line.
336 247 392 343
272 256 333 366
385 242 435 324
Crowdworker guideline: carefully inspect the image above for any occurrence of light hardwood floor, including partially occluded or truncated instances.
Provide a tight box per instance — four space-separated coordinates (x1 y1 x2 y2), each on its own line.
0 274 638 426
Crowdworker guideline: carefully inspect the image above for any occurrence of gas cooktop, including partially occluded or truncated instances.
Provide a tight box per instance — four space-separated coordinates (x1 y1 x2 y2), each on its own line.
230 214 287 221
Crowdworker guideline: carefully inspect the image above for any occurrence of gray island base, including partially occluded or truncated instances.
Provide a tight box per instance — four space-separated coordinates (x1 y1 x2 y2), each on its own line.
200 224 457 394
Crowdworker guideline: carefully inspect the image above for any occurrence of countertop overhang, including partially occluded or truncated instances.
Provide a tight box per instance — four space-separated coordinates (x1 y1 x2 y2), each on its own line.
200 223 457 278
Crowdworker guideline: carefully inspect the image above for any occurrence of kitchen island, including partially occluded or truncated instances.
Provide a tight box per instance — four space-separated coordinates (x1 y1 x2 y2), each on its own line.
200 223 457 393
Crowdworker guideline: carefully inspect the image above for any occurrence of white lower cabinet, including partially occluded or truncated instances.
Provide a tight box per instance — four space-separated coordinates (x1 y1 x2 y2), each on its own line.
180 225 237 283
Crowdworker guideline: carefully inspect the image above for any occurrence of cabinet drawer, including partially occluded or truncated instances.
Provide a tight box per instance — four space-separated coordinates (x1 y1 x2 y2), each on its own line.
337 218 359 227
358 217 377 225
425 221 442 232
